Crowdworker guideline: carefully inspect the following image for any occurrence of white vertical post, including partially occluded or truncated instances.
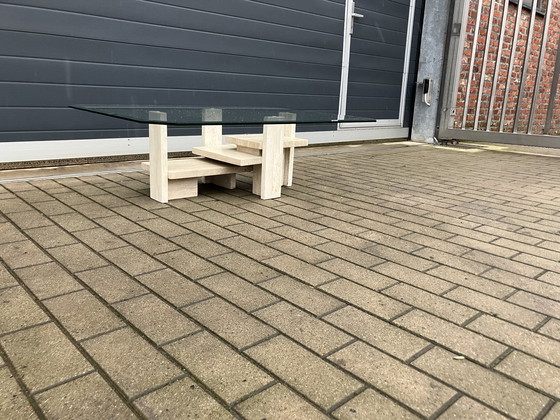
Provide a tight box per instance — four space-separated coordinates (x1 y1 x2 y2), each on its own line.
201 108 222 146
260 123 284 199
148 111 168 203
282 123 296 186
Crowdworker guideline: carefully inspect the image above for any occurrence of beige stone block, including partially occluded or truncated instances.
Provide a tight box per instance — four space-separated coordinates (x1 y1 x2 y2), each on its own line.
0 287 49 335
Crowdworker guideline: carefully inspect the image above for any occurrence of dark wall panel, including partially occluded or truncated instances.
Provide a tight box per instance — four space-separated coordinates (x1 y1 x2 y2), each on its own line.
0 0 423 143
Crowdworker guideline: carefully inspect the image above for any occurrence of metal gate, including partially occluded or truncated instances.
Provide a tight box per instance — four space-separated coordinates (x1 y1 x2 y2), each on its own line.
438 0 560 147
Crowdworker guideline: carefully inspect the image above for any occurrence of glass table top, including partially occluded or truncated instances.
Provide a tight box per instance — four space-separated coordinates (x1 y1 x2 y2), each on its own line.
70 105 376 126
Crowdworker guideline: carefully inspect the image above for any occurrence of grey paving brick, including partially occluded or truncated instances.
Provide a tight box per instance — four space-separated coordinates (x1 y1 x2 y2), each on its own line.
76 266 147 304
539 271 560 287
236 383 328 420
0 323 93 393
321 279 409 320
199 272 278 312
444 287 545 329
70 202 116 219
164 331 273 404
135 269 212 307
329 341 456 417
24 225 78 249
483 268 560 300
317 242 383 268
15 262 83 300
260 276 344 316
412 347 550 420
95 215 144 235
427 266 514 298
395 310 507 365
462 250 544 277
403 232 468 254
81 328 183 398
318 228 374 249
134 377 234 419
209 252 279 284
111 205 157 222
0 198 34 214
264 255 338 286
318 259 397 290
539 319 560 340
183 298 276 349
372 262 453 294
184 220 236 241
246 335 362 410
140 213 195 234
324 306 429 361
219 235 282 261
495 351 560 399
113 294 199 345
254 302 352 355
101 246 165 277
170 232 229 258
122 230 180 256
414 247 490 275
156 249 222 280
544 403 560 420
35 373 135 419
193 209 245 227
273 214 326 232
45 290 124 341
269 225 329 246
73 227 127 252
269 238 332 264
438 397 507 420
467 315 560 366
0 240 52 270
332 388 420 420
0 264 18 290
0 222 27 244
49 243 108 273
507 291 560 318
0 286 49 335
51 213 97 232
0 365 38 419
384 283 478 324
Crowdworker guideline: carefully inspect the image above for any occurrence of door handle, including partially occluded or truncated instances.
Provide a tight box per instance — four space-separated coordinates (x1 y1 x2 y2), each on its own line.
350 1 364 34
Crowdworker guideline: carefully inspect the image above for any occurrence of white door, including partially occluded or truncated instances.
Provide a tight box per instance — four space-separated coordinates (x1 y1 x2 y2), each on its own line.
338 0 416 127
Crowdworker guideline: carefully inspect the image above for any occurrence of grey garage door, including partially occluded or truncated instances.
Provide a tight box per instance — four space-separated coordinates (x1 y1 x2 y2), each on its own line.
0 0 423 143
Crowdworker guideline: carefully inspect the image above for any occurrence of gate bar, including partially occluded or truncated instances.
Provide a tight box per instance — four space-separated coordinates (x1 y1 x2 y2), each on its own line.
513 0 538 133
499 0 523 132
528 3 552 132
486 0 509 131
544 30 560 133
462 0 484 128
474 0 496 129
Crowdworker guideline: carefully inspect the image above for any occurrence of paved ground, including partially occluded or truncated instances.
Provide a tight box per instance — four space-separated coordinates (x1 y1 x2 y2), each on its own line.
0 141 559 419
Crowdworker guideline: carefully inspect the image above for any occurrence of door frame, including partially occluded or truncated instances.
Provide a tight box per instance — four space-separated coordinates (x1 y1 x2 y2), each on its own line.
337 0 417 128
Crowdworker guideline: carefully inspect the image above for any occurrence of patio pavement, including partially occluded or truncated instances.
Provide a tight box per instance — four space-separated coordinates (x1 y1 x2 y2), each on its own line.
0 141 559 419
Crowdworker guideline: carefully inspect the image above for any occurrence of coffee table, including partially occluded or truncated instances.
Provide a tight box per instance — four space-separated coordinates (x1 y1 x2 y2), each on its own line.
70 106 375 202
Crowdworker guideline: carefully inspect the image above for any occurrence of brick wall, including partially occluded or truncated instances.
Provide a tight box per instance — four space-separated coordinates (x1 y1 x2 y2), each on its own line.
453 0 560 134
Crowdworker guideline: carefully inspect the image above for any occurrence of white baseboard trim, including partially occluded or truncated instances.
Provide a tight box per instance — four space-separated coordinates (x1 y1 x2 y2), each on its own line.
0 127 408 163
